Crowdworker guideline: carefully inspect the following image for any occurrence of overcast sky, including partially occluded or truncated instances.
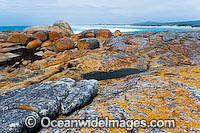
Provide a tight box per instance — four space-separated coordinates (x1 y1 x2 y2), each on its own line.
0 0 199 26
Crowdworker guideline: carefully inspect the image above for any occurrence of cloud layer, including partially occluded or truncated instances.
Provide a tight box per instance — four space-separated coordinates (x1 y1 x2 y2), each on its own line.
0 0 199 25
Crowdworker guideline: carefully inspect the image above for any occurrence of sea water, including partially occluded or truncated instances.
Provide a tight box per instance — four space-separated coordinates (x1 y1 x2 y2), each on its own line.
0 25 199 34
71 25 200 34
0 26 29 32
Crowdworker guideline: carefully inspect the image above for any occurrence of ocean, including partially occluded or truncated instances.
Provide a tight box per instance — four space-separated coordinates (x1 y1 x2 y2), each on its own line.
0 25 200 34
71 25 200 34
0 26 29 32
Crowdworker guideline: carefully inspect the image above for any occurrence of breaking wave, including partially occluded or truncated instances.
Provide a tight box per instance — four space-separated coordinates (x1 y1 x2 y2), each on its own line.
71 25 141 34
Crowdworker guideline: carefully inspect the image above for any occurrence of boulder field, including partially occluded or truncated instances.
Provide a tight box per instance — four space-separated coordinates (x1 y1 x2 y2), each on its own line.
0 22 200 132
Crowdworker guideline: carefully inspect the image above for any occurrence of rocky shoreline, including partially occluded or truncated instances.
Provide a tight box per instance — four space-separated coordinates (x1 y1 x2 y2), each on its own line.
0 20 200 132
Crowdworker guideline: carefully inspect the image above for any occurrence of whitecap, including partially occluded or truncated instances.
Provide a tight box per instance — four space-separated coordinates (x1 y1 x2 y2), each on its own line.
71 25 141 33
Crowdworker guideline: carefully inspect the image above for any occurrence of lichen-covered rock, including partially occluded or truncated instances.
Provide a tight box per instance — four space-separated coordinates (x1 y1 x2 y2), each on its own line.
96 29 113 44
53 38 75 52
1 30 200 132
61 79 98 114
0 42 25 53
69 32 82 42
48 32 61 41
0 32 9 40
76 38 100 50
33 31 47 41
53 20 74 36
41 65 200 132
79 29 112 44
114 30 133 36
26 40 42 49
114 30 122 36
0 109 40 133
24 26 64 34
122 33 133 36
41 40 54 51
0 53 20 65
0 78 74 117
24 20 74 37
0 78 98 133
7 33 35 45
161 31 200 41
1 31 200 93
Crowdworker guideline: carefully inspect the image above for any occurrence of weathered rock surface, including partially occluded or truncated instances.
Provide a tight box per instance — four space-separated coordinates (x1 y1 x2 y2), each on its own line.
1 30 200 132
7 33 35 45
0 109 40 133
0 53 20 65
24 26 63 34
41 65 200 132
114 30 133 36
114 29 122 36
76 38 100 50
24 20 74 36
1 31 200 93
0 32 9 40
53 20 74 36
48 31 61 41
26 39 42 49
33 31 47 41
0 43 25 53
53 38 75 52
0 78 98 133
71 29 112 44
41 40 54 51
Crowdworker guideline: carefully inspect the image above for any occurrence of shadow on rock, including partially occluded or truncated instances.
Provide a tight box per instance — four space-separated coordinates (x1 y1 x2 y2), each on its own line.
83 68 145 81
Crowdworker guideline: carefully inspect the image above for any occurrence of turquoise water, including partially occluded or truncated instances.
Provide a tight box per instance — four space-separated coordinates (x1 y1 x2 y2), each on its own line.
0 25 199 34
0 26 29 32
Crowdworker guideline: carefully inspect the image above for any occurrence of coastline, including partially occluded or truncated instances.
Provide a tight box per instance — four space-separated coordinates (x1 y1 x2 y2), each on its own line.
71 24 200 34
82 24 200 29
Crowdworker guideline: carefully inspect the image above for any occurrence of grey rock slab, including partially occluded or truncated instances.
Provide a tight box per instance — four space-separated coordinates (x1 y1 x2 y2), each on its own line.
162 32 177 41
61 79 98 114
0 109 40 133
0 32 9 39
0 78 76 118
0 53 20 62
0 78 98 132
0 45 25 53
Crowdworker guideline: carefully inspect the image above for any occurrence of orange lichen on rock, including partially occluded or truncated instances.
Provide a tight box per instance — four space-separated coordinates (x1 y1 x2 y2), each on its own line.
18 105 38 112
26 39 42 49
33 31 47 41
7 33 34 45
43 65 200 132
